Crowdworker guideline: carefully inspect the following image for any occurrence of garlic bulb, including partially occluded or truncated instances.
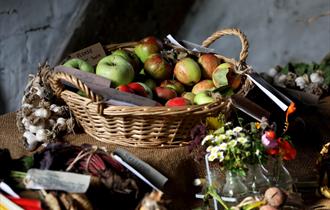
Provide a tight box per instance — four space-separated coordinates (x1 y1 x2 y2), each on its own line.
34 108 51 118
56 117 66 125
36 129 49 142
23 131 38 145
295 76 307 89
268 68 279 78
273 73 287 87
310 72 324 85
17 64 76 151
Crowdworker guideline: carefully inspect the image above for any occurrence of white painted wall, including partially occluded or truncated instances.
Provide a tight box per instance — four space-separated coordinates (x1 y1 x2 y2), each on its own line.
0 0 90 113
178 0 330 72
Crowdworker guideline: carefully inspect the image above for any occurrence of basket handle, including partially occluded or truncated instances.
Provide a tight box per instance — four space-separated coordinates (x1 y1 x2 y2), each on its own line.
202 28 249 64
50 71 104 114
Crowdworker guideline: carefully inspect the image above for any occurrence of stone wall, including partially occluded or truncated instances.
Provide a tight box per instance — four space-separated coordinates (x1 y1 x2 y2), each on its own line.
0 0 90 114
178 0 330 72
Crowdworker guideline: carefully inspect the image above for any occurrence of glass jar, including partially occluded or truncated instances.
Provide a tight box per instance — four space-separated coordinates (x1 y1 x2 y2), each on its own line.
221 170 249 204
245 163 271 195
271 156 294 192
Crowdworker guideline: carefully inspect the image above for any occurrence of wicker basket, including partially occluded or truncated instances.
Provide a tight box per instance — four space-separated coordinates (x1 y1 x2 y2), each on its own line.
50 28 253 148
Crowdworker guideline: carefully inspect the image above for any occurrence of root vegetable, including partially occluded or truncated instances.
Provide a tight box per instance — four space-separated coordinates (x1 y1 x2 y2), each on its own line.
264 187 285 208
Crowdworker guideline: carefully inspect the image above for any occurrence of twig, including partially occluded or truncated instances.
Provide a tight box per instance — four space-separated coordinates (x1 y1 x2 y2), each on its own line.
298 10 330 24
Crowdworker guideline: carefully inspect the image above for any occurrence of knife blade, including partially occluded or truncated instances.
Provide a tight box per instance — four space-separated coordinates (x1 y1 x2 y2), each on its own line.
231 95 271 122
54 66 160 106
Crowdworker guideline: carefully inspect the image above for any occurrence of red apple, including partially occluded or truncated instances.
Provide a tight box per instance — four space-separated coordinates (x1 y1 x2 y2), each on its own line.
116 84 134 94
192 80 215 94
134 36 162 62
198 54 221 79
228 72 242 90
166 97 191 107
144 54 172 80
154 87 177 101
174 57 201 86
128 82 148 97
160 80 185 95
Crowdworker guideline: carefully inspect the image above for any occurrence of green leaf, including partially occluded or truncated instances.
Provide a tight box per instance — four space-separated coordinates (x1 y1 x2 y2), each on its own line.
294 63 307 76
281 65 289 74
324 66 330 85
20 156 34 171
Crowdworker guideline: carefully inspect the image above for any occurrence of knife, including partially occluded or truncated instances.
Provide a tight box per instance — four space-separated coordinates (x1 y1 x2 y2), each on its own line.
231 95 271 122
112 148 168 192
54 66 160 106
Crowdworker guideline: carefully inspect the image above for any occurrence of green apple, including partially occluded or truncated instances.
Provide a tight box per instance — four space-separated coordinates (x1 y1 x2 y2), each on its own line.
144 78 157 90
181 92 195 104
96 54 135 87
134 36 162 62
63 58 94 73
193 91 215 105
174 57 201 86
138 82 153 99
212 63 233 88
112 49 141 74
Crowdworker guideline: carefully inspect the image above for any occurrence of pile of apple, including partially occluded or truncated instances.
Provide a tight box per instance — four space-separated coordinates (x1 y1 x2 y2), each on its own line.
63 37 242 107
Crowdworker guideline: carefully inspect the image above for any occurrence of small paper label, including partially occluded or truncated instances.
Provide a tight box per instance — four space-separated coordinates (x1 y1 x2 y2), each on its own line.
25 169 90 193
70 43 106 66
221 196 237 202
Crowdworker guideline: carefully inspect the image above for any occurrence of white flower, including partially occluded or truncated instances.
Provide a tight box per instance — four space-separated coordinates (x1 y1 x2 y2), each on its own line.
218 152 224 161
211 146 221 154
238 132 246 137
255 149 260 156
228 140 237 147
201 135 215 145
206 146 213 152
219 134 227 140
208 153 217 161
225 130 234 136
237 137 248 144
225 122 232 126
233 126 243 133
219 143 227 151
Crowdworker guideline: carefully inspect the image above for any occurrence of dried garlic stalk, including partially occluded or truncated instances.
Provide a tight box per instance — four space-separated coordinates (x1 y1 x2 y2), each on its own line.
17 64 75 151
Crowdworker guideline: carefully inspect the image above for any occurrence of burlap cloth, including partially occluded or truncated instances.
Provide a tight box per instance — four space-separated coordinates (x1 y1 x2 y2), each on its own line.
0 112 323 208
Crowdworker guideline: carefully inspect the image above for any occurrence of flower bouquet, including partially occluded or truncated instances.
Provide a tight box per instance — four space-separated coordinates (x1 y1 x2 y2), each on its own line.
193 115 298 209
